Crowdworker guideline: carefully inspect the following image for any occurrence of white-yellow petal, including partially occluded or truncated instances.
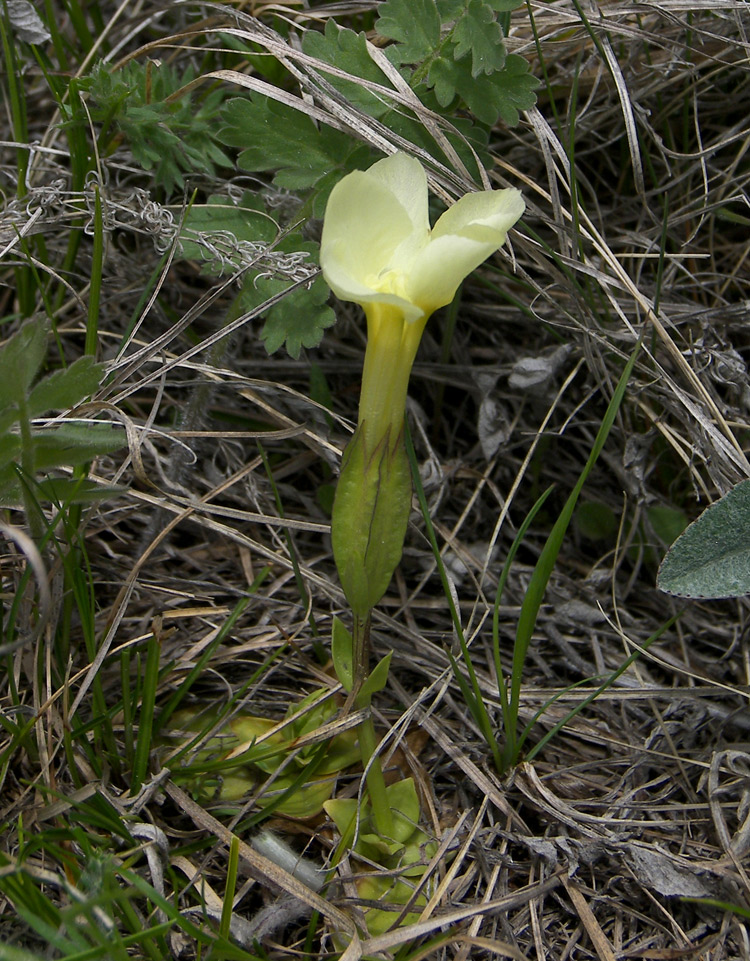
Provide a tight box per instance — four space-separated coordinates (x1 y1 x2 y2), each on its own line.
322 256 423 323
406 234 492 313
432 187 525 241
320 170 416 297
321 154 524 321
364 152 429 233
407 188 525 312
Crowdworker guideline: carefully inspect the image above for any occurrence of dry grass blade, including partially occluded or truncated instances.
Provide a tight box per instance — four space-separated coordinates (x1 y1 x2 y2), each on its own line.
164 781 358 936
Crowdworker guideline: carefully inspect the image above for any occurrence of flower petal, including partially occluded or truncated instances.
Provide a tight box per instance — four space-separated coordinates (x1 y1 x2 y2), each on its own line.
321 255 423 322
320 169 418 301
406 188 525 313
432 187 525 241
365 152 429 233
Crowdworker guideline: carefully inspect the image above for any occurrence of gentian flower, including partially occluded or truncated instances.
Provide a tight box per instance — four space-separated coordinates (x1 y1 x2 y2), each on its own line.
321 152 524 617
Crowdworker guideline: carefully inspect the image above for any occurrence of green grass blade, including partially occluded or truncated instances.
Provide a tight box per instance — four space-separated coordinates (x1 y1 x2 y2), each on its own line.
506 340 641 767
220 835 240 940
120 869 264 960
130 631 162 793
154 590 258 735
0 944 51 961
86 183 104 356
524 615 678 761
492 485 554 733
405 422 503 772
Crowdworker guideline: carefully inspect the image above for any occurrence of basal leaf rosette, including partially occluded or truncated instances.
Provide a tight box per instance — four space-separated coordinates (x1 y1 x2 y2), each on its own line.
320 152 524 616
324 778 437 937
162 690 360 818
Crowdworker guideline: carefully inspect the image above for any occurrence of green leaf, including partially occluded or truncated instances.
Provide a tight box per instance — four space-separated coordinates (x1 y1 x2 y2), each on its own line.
84 61 232 195
647 505 687 546
490 53 541 125
252 275 335 359
31 424 124 470
388 95 491 177
227 225 337 358
429 57 464 109
317 730 360 776
27 355 104 416
332 616 354 692
176 192 277 275
439 0 522 18
271 775 337 819
485 0 524 10
657 481 750 598
575 501 617 541
0 430 22 468
288 689 336 745
430 52 537 125
325 778 423 850
384 777 421 844
358 651 392 702
452 0 507 76
0 318 47 409
0 468 22 506
219 95 355 190
323 797 358 841
436 0 465 16
0 406 18 435
302 21 396 119
376 0 442 63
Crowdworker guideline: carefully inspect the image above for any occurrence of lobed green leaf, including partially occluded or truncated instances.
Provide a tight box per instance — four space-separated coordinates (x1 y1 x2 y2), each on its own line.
83 61 232 194
430 52 538 124
302 21 396 119
374 0 538 126
376 0 442 64
0 318 47 408
26 355 104 416
490 53 541 125
177 192 277 275
253 274 336 360
485 0 525 9
452 0 507 76
219 95 356 191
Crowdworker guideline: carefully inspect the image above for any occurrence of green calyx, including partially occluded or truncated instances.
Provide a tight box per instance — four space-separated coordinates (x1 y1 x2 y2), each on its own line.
331 422 412 618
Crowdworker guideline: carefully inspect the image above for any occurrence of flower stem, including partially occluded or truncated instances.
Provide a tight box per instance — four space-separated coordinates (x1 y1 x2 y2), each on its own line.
353 613 394 837
357 711 393 838
351 613 370 697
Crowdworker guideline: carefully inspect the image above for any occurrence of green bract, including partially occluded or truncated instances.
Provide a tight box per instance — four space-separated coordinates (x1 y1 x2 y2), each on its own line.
330 424 412 619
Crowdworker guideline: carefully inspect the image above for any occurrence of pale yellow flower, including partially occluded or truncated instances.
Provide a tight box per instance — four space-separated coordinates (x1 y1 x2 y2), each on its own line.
321 152 524 618
321 152 524 453
321 151 524 322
